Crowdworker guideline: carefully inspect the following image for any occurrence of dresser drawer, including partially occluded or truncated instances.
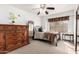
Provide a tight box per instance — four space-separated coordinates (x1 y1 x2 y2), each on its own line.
0 25 29 52
17 26 26 30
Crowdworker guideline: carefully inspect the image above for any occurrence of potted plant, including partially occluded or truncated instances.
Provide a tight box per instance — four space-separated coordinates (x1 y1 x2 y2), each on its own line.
9 12 17 24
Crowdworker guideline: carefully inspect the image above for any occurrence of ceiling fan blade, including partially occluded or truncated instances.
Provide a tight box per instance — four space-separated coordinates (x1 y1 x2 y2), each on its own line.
46 7 55 10
45 11 48 14
37 11 40 15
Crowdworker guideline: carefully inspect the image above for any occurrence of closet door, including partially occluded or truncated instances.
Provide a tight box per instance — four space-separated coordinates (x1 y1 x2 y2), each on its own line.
6 31 17 51
17 26 29 45
23 29 29 45
0 32 5 51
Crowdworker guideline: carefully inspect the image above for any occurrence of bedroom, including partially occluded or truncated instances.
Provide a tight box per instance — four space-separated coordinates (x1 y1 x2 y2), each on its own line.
0 4 78 54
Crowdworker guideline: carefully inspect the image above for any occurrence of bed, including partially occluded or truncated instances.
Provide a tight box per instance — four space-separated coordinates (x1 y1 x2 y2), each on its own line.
34 31 60 46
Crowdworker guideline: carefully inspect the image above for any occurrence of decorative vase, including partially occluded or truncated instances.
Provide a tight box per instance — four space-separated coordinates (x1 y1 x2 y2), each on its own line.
12 20 15 24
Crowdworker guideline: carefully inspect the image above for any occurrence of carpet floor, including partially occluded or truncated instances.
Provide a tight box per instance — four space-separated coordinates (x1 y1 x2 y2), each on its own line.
8 39 75 54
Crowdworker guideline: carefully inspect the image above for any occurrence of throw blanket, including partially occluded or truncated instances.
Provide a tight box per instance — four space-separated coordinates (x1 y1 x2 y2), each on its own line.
43 32 51 40
43 32 56 41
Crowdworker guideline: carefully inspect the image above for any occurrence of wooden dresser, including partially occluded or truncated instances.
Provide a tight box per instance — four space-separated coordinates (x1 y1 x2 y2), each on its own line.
0 24 29 53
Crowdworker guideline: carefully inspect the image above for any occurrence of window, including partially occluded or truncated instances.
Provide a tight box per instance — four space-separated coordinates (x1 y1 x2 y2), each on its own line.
48 16 69 33
49 21 68 33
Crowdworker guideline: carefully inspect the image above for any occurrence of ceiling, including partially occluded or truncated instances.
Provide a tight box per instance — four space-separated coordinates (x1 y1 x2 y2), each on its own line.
11 4 77 16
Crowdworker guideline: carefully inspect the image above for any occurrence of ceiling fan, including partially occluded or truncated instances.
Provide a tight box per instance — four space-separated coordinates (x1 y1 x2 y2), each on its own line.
33 4 55 15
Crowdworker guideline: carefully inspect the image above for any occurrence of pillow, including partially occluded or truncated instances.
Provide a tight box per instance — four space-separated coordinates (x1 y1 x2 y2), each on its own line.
34 26 40 32
38 27 42 32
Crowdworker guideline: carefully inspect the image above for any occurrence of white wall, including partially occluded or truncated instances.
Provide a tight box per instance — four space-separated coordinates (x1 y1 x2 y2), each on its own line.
40 10 74 33
40 16 48 31
0 5 41 26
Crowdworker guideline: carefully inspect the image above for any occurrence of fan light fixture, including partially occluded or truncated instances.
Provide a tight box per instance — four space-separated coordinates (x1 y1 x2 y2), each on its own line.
37 4 55 15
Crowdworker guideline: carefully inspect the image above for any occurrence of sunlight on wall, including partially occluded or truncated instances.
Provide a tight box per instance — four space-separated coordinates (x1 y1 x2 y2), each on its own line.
0 5 41 26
